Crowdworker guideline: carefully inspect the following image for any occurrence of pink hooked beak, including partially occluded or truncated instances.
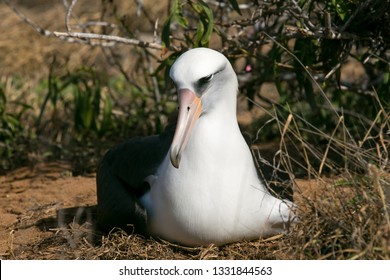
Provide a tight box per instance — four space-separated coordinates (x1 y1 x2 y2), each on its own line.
170 89 202 168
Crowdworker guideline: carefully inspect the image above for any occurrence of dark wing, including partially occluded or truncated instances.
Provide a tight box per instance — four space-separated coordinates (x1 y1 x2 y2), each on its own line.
96 121 175 234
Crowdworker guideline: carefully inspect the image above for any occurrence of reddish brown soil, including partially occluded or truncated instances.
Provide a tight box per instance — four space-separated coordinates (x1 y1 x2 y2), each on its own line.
0 162 96 258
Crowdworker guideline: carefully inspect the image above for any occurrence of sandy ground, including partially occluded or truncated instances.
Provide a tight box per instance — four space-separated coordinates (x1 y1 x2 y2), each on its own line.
0 162 97 258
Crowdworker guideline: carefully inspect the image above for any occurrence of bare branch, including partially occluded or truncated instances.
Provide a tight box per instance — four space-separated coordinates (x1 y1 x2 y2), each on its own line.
3 0 52 37
153 18 159 44
282 25 361 40
204 0 254 10
3 0 174 51
73 21 117 32
136 0 143 17
53 31 165 50
142 49 161 103
64 0 79 32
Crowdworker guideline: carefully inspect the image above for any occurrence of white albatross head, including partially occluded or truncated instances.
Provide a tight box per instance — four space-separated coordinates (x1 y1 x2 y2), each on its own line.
169 48 239 168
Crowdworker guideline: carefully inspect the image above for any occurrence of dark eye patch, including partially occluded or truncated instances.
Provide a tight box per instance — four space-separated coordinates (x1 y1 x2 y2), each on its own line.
195 65 225 95
198 74 214 85
196 74 214 95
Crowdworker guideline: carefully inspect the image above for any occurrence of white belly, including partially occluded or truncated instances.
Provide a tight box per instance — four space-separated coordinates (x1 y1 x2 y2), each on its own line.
139 126 292 246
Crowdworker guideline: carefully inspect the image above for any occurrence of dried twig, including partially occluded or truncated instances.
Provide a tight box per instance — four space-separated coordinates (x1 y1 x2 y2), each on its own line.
53 31 165 50
3 0 52 37
3 0 173 51
64 0 78 32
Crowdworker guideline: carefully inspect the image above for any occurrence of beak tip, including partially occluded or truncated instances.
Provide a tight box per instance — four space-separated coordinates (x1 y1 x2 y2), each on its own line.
170 146 181 169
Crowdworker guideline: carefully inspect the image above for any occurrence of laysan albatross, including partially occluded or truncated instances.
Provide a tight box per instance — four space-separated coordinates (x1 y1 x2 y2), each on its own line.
96 48 295 246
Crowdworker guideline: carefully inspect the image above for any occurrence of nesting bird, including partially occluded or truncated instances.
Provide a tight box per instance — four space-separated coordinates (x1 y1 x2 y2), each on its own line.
96 48 294 246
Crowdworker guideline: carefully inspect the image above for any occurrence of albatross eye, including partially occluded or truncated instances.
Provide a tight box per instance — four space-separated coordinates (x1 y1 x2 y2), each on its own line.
198 74 214 84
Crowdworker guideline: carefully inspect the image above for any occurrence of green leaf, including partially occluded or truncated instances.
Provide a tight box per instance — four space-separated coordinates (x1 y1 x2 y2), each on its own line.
161 15 172 48
200 1 214 45
196 20 205 47
101 95 112 135
174 12 189 28
170 0 187 27
228 0 242 15
191 0 214 46
162 0 188 48
0 88 6 116
331 0 350 21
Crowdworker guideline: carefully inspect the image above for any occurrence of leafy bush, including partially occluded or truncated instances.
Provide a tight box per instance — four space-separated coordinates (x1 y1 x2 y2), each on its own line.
0 79 33 171
2 0 389 173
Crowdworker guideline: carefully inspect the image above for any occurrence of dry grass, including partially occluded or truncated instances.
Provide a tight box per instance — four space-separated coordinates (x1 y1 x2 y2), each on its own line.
289 173 390 259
